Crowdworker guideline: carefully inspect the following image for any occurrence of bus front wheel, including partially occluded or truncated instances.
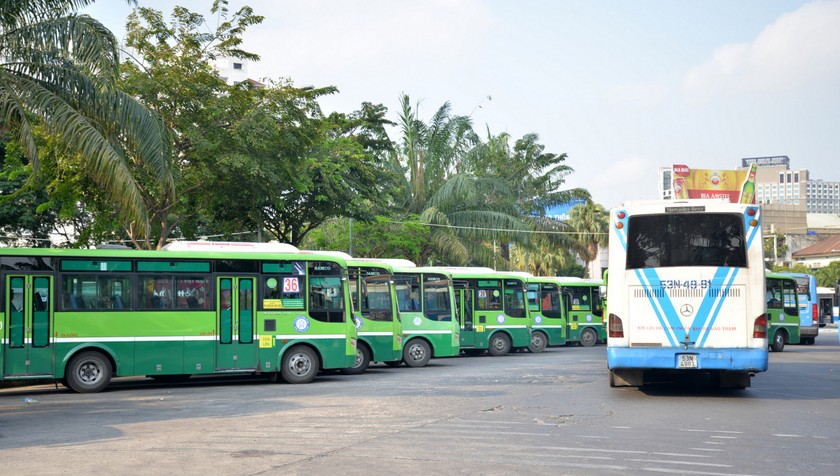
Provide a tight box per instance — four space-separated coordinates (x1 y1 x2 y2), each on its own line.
529 331 547 353
403 339 431 367
66 351 112 393
281 345 320 384
489 333 511 356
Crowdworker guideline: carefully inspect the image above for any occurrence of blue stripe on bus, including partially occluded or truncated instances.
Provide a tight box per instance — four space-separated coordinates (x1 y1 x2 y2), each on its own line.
697 267 739 347
637 267 741 348
636 268 678 347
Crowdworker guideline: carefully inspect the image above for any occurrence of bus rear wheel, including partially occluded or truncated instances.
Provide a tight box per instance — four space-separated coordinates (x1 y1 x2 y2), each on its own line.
403 339 431 367
529 331 547 353
66 351 112 393
489 333 511 356
770 330 786 352
579 327 598 347
281 345 320 384
342 344 371 375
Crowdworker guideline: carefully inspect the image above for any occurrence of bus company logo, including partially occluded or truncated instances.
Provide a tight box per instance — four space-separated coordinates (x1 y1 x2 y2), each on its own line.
586 314 593 322
294 315 310 332
534 315 543 324
354 316 363 330
413 317 422 327
497 314 506 324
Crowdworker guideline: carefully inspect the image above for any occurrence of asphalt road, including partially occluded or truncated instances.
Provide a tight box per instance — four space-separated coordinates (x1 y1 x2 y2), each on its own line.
1 328 839 475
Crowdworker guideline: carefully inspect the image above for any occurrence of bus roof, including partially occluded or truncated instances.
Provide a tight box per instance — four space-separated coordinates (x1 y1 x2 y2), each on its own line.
162 241 300 253
0 246 349 266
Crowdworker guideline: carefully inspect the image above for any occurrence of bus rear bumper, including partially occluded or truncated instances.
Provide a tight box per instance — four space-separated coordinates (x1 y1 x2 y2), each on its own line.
607 347 768 372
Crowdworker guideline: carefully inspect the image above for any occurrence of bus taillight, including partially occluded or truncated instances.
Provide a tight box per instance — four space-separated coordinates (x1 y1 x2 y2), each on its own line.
812 303 819 325
608 313 623 338
753 314 768 339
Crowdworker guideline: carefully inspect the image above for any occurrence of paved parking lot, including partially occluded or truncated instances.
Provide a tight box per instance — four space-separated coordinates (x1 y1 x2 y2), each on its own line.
2 332 839 475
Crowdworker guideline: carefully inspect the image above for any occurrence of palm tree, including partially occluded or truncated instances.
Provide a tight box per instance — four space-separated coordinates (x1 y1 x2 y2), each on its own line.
0 0 172 234
396 94 533 266
566 201 609 278
464 129 590 266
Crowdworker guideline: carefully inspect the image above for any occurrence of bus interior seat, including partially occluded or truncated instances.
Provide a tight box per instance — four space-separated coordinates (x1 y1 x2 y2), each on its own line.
69 294 86 309
33 292 46 311
112 295 125 309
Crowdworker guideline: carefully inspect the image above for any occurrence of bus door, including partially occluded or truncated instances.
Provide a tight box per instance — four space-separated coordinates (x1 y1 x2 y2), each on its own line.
216 277 258 370
456 285 476 347
4 275 54 376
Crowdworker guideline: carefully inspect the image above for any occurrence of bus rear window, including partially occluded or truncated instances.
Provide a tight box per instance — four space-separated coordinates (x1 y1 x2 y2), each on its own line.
626 213 747 269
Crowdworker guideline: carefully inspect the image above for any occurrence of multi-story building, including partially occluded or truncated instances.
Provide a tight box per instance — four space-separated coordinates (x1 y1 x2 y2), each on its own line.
806 180 840 214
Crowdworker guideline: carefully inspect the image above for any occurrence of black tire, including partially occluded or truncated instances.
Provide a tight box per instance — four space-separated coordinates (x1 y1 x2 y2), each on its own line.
770 330 786 352
403 339 432 367
65 351 112 393
342 344 371 375
281 345 320 384
528 331 548 353
579 327 598 347
488 332 511 356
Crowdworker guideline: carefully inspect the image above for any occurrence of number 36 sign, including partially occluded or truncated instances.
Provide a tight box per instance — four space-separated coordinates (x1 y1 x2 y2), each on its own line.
283 277 300 293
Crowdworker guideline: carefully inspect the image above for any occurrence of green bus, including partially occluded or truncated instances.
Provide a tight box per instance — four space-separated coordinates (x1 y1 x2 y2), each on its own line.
1 242 358 392
343 258 402 374
765 272 801 352
558 277 605 347
391 265 461 367
525 277 568 352
446 268 532 356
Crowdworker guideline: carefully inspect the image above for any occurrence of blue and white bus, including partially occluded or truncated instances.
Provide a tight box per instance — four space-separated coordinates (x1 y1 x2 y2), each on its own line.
778 272 819 344
605 200 768 389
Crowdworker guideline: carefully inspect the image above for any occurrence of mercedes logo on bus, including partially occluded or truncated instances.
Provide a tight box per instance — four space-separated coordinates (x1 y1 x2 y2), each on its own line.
680 304 694 317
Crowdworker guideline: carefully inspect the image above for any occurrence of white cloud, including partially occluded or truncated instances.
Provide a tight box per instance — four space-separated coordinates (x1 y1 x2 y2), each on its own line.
683 0 840 103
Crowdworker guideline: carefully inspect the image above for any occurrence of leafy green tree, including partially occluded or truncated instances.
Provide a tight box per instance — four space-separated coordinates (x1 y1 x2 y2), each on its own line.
814 261 840 287
763 233 788 264
119 0 263 247
463 130 589 265
0 139 56 246
304 216 429 262
0 0 172 234
122 2 395 247
771 263 812 274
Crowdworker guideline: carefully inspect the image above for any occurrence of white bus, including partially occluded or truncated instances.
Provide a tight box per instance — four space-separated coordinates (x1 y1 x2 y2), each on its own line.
605 200 768 389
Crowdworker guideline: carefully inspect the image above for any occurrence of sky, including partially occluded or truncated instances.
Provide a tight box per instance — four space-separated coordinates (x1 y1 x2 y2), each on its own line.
82 0 840 210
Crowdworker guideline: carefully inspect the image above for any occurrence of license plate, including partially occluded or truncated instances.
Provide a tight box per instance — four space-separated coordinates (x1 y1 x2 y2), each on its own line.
677 354 698 369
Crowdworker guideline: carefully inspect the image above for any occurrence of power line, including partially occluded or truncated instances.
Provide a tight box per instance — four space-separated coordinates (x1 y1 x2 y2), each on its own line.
384 219 608 236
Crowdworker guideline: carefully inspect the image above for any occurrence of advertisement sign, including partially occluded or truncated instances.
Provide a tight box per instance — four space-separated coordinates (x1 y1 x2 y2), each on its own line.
544 199 587 220
672 164 754 204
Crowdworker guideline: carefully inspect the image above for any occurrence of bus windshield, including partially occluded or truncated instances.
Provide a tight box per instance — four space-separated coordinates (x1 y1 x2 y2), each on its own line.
626 213 746 269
